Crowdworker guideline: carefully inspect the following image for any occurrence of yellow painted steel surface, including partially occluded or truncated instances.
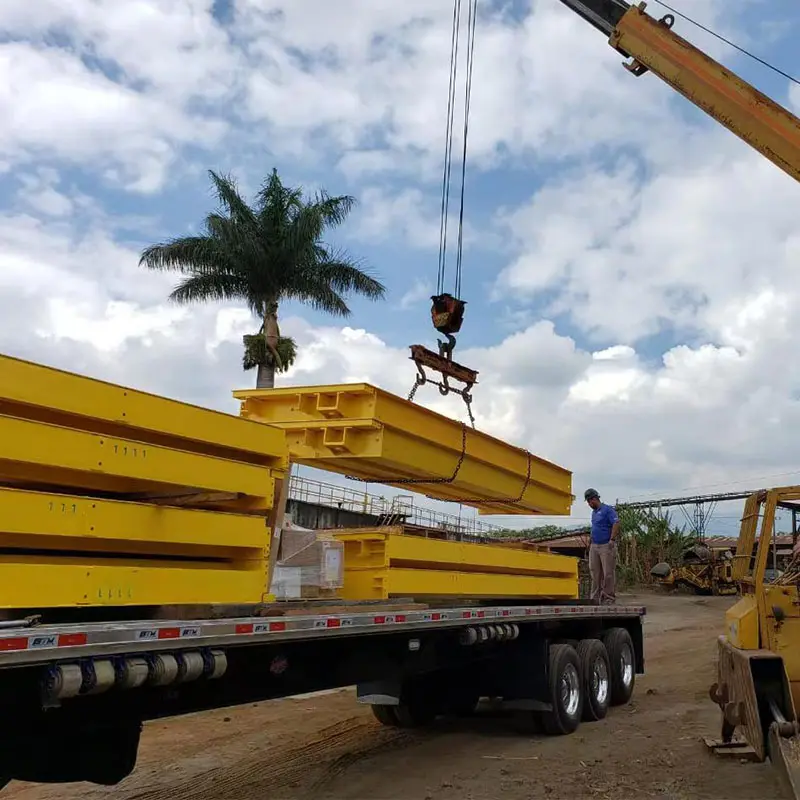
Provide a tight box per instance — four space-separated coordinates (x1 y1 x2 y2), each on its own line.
0 353 287 467
0 556 267 608
236 384 573 516
0 414 276 504
0 353 290 609
0 487 268 560
334 529 578 601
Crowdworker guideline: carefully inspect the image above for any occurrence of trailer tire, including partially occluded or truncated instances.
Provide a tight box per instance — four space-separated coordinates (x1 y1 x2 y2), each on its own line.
541 643 583 736
603 627 635 706
577 638 610 721
371 704 400 727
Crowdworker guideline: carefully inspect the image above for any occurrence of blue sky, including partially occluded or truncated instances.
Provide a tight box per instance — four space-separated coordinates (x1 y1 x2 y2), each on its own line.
1 0 799 531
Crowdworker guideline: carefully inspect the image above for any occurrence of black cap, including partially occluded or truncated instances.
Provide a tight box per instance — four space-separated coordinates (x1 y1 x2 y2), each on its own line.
584 488 599 501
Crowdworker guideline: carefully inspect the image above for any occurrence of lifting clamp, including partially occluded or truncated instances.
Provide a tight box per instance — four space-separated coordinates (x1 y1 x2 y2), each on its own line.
407 294 478 427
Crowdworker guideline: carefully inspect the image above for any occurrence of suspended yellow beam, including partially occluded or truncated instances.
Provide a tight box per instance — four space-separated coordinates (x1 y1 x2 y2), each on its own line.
236 384 573 516
334 528 578 601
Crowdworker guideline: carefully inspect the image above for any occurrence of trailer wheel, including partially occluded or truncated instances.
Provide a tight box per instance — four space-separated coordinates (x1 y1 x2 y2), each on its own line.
577 638 610 721
371 704 400 727
541 643 583 735
603 627 635 706
394 698 437 728
392 679 439 728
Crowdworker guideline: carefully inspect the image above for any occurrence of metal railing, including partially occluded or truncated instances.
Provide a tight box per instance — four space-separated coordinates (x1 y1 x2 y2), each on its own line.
288 474 503 536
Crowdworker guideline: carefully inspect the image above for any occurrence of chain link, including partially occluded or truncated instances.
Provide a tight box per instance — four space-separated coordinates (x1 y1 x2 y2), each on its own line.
345 422 468 486
345 366 478 492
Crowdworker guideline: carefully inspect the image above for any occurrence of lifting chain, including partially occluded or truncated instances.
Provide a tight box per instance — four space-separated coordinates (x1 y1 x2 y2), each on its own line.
407 373 476 429
345 423 469 487
435 450 532 508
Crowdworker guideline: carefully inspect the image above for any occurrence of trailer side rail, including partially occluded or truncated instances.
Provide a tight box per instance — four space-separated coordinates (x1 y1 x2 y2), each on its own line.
0 603 645 667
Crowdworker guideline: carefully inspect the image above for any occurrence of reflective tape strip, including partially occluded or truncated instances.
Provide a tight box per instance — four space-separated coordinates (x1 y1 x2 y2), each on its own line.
0 604 646 664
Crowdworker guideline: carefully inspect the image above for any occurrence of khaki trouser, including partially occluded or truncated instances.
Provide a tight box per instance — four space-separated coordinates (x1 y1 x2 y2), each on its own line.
589 541 616 603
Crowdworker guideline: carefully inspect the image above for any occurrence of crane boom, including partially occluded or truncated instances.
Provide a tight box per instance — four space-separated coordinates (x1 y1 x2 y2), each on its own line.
558 0 800 183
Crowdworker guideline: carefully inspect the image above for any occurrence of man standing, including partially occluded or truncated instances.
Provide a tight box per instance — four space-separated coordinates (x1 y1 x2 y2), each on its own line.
585 488 619 604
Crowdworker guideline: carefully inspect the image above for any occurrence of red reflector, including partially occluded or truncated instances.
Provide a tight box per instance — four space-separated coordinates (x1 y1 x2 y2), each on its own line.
395 615 406 623
374 616 386 624
462 611 472 619
268 621 286 632
326 618 341 628
476 611 485 618
235 623 254 634
431 613 441 621
157 628 180 639
502 610 510 617
58 633 87 647
0 637 28 651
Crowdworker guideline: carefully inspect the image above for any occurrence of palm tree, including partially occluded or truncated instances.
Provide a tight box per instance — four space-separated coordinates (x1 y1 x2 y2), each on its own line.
139 168 386 388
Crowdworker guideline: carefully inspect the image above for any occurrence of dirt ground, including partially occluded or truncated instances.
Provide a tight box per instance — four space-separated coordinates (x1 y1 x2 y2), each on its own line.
7 592 783 800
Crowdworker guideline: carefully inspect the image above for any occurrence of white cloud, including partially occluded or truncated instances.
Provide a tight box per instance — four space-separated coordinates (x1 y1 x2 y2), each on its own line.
497 135 800 344
1 0 799 534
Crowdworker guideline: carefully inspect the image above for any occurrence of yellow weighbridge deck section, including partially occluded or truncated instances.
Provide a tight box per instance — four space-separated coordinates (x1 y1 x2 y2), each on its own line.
235 383 573 516
333 528 579 601
0 354 289 609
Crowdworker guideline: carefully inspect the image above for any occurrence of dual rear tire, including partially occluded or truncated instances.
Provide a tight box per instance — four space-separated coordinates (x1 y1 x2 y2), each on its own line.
371 627 636 736
540 628 635 735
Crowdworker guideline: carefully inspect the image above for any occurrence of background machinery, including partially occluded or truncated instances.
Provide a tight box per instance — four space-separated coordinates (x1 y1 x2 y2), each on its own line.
650 544 737 596
555 4 800 795
708 488 800 798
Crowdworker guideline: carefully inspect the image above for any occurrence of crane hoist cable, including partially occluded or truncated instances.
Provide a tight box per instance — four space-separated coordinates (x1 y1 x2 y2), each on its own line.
409 0 479 422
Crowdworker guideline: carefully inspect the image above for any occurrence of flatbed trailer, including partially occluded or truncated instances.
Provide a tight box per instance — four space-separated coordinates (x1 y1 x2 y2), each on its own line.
0 600 645 790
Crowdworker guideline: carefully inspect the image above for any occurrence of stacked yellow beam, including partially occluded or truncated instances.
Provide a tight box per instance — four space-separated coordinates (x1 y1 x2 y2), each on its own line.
0 354 289 609
235 383 573 516
333 527 578 601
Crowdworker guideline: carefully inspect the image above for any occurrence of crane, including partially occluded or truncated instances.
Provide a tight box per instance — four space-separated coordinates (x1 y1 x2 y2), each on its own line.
409 0 800 425
557 0 800 184
559 3 800 795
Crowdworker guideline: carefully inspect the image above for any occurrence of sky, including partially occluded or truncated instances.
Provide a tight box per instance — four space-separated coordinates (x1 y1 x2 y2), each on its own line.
1 0 799 534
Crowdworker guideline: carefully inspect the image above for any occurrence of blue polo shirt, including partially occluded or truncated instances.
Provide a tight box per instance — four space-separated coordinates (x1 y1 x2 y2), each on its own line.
591 503 618 545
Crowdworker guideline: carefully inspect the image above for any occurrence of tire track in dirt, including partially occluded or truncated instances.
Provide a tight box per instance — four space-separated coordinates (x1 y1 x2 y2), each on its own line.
122 715 416 800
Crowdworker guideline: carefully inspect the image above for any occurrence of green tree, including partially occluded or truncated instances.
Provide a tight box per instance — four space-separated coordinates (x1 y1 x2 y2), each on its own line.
139 168 386 388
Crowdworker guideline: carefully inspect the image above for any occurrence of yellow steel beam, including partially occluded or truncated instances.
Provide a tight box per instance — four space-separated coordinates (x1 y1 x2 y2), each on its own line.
0 555 268 608
0 487 269 560
236 384 573 516
336 529 578 580
0 353 287 468
0 414 275 503
340 567 578 602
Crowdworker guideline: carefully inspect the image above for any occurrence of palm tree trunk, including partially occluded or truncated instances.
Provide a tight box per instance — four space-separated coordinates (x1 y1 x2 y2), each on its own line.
256 301 281 389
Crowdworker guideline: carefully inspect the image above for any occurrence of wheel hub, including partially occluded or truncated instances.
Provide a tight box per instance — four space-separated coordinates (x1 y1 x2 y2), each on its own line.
561 663 581 716
592 657 609 705
620 644 634 688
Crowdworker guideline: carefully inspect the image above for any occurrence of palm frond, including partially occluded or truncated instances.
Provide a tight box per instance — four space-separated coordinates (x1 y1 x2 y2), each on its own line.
312 192 357 228
242 333 297 372
169 272 251 305
139 236 227 273
208 171 259 231
284 281 351 317
313 251 386 300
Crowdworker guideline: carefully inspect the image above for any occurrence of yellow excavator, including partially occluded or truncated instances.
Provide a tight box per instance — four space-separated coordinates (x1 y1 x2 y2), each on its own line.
559 1 800 795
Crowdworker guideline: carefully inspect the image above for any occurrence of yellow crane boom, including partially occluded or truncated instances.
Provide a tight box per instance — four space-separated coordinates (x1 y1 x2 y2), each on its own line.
558 0 800 183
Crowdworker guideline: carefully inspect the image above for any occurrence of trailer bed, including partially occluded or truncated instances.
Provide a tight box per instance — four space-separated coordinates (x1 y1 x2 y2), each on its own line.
0 601 645 667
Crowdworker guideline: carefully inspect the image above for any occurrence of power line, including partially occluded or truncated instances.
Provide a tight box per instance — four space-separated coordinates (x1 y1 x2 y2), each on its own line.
652 0 800 88
623 468 800 503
